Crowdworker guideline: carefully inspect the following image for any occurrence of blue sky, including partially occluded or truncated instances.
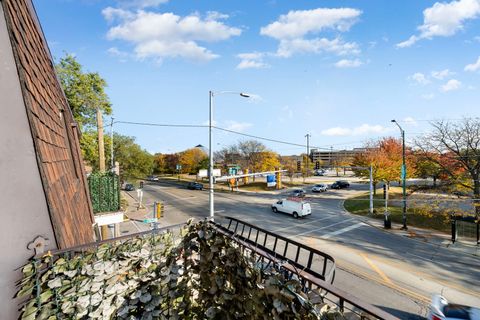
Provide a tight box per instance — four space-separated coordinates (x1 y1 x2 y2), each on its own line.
35 0 480 155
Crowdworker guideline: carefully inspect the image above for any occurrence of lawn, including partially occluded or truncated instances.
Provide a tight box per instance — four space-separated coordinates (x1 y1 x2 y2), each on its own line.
344 188 451 233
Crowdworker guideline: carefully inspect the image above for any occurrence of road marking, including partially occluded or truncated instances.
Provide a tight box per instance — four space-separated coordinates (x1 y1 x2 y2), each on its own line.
320 222 366 239
271 215 336 233
130 220 142 232
295 218 356 237
360 253 394 285
338 260 431 304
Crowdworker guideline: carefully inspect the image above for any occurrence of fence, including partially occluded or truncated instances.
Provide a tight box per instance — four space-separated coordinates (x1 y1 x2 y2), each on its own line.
87 172 120 213
18 220 398 320
214 217 398 320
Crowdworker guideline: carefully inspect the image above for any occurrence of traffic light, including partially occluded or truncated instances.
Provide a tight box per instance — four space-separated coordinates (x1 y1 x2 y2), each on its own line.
315 161 320 170
297 160 301 171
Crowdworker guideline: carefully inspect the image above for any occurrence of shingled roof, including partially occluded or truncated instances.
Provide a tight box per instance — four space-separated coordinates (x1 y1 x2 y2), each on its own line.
2 0 94 248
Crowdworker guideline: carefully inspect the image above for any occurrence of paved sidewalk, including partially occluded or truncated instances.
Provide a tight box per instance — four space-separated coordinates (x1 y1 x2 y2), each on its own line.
119 191 191 235
347 208 480 257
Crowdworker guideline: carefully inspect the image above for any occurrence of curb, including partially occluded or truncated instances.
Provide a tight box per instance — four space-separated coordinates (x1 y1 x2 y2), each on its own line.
340 203 479 257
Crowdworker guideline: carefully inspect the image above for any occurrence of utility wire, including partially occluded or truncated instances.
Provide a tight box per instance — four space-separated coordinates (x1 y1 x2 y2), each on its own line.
213 126 332 150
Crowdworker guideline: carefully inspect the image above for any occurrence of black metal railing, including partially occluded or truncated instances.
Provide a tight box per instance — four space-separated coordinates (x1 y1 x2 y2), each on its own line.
212 217 399 320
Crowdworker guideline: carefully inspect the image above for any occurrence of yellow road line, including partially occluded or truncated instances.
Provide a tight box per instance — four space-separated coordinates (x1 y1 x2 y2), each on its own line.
339 259 430 304
360 253 394 285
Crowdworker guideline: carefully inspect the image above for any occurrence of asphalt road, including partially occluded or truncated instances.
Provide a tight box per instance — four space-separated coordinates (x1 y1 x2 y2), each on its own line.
128 180 480 319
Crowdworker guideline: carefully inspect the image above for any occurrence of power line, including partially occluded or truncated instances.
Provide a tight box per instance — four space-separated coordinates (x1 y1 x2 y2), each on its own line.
213 126 332 150
116 121 208 128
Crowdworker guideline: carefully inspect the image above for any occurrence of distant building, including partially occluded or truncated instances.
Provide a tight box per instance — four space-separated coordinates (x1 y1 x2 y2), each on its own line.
310 148 370 167
1 0 94 318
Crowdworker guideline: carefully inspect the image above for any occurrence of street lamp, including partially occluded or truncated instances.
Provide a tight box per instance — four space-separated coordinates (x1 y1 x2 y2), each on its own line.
391 119 408 230
209 91 250 220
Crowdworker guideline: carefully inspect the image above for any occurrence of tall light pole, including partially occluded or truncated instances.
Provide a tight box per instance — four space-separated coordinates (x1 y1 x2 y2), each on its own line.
305 134 310 178
209 91 250 220
391 119 407 230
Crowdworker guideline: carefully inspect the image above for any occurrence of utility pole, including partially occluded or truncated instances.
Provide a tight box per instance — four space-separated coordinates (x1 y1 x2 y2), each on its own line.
305 134 310 178
391 120 407 230
97 108 105 172
110 117 114 171
369 164 374 215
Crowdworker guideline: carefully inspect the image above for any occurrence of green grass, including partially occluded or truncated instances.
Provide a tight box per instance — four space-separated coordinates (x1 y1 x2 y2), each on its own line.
344 190 451 233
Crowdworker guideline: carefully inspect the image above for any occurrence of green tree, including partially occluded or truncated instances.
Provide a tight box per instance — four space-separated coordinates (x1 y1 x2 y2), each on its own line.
56 54 112 129
112 134 154 181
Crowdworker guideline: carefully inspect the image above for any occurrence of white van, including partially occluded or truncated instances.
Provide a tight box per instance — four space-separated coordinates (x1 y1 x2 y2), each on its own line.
271 198 311 218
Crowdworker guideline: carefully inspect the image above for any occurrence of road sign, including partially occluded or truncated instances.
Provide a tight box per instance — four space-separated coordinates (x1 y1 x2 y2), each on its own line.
176 164 182 171
143 218 158 223
267 174 276 187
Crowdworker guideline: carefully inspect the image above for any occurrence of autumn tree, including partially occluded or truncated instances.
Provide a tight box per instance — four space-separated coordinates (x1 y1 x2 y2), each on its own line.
352 137 415 194
412 152 445 187
416 118 480 217
179 148 208 174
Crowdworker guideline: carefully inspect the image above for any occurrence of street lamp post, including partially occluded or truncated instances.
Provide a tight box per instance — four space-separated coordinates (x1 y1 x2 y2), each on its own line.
209 91 250 220
391 119 408 230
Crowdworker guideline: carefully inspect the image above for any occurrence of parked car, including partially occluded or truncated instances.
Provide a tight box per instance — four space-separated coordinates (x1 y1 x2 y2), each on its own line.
271 199 311 218
290 189 306 198
428 295 480 320
330 181 350 189
147 175 159 181
312 184 328 192
124 183 135 191
314 171 324 176
187 182 204 190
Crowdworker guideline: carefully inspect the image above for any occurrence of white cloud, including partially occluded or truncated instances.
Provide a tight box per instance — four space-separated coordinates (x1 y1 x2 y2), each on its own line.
334 58 363 68
236 52 269 69
102 8 241 62
409 72 430 85
431 69 455 79
441 79 462 91
421 93 435 100
403 117 418 126
107 47 130 62
224 121 253 132
260 7 361 58
276 37 360 58
321 124 390 136
260 8 361 39
397 0 480 48
465 56 480 71
206 11 229 21
116 0 169 9
237 60 268 69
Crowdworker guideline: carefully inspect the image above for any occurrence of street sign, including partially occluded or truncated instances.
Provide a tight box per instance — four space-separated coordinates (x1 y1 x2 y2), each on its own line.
143 218 158 223
267 174 276 187
176 164 182 171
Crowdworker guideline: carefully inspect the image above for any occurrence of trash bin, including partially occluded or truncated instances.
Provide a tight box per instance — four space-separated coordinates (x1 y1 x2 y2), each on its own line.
384 212 391 229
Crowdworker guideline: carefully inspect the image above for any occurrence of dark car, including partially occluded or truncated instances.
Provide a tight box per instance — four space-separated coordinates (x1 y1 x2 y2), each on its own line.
330 181 350 189
187 182 204 190
124 183 135 191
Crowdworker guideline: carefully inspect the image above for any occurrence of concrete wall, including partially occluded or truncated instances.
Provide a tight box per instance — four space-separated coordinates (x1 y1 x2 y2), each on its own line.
0 3 57 319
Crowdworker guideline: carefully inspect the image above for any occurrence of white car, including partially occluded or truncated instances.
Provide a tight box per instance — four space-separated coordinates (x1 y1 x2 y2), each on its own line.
428 295 480 320
271 199 311 218
312 184 328 193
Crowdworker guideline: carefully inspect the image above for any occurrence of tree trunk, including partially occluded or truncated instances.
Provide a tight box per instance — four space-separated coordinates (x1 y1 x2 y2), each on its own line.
433 176 437 188
373 183 377 195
